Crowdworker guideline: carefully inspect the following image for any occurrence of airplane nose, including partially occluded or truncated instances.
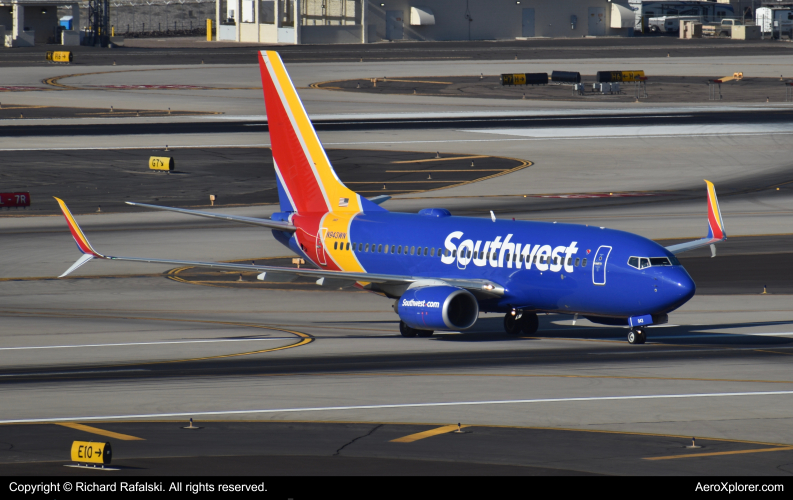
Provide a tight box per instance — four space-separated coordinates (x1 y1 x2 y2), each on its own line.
662 267 696 306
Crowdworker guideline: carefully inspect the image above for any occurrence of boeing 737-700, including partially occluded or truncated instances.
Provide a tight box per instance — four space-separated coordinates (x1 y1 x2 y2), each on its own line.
55 50 727 344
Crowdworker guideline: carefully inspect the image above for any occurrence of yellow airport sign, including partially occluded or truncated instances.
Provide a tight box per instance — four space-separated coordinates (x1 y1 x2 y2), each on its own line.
45 51 73 63
149 156 175 171
597 70 646 83
71 441 112 464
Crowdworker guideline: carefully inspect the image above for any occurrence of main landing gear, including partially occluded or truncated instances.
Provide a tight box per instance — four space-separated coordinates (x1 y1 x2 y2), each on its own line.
503 311 539 336
399 321 434 338
627 327 646 345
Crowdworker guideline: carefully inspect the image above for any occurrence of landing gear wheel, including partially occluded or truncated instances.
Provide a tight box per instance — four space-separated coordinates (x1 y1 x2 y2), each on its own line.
504 313 524 335
416 329 434 338
522 312 539 335
399 321 417 338
628 328 646 345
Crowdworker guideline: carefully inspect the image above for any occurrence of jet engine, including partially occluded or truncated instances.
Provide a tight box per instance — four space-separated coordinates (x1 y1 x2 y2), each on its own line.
395 286 479 331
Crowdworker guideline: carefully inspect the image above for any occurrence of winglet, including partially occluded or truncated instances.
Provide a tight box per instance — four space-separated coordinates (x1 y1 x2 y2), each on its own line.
54 197 104 258
704 180 726 240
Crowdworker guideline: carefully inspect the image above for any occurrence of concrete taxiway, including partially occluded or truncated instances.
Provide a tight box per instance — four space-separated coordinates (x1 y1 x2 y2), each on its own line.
1 44 793 475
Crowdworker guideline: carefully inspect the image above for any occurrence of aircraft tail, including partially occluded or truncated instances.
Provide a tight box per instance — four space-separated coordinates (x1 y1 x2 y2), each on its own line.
258 50 382 214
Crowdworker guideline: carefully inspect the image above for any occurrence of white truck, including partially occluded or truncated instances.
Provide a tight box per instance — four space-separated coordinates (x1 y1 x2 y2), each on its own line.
647 16 700 33
756 7 793 39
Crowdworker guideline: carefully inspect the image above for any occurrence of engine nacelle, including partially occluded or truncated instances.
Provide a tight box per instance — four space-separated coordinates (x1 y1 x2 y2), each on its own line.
396 286 479 331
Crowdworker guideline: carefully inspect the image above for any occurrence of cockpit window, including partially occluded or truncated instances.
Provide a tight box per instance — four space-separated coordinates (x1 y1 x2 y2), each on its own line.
628 256 676 269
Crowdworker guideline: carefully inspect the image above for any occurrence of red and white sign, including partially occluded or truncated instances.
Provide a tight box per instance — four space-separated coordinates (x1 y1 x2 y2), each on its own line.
0 192 31 207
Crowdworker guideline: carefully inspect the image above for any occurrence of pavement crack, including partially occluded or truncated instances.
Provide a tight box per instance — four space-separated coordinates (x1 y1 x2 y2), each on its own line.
333 424 382 457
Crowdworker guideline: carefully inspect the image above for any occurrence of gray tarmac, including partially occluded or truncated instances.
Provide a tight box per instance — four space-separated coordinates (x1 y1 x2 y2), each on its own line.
1 46 793 476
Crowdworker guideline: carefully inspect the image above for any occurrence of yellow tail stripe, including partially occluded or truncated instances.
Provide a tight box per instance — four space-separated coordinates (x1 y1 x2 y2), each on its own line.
704 180 723 230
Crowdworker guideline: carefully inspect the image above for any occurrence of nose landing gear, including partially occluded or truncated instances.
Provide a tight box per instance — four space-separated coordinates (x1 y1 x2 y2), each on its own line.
627 327 646 344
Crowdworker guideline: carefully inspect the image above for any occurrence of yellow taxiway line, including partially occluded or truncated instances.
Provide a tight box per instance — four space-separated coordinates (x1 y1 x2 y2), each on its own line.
390 424 470 443
57 422 145 441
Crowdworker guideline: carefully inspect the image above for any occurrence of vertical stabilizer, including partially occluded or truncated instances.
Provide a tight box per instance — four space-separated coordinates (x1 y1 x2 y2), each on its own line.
259 50 379 214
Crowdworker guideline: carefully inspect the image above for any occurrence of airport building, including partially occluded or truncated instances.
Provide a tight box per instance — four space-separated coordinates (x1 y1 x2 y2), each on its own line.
0 0 80 46
216 0 638 44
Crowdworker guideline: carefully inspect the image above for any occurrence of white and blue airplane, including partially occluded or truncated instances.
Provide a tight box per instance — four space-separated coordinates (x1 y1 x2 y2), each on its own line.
55 50 726 345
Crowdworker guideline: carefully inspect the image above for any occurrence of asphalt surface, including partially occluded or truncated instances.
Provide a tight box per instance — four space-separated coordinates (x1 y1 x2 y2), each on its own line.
4 109 793 137
0 148 525 214
319 75 793 103
3 44 793 477
3 421 792 475
2 37 793 66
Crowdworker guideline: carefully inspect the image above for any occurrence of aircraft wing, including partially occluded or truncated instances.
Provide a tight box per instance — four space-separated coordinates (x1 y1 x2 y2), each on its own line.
126 201 297 232
665 180 727 256
56 198 503 298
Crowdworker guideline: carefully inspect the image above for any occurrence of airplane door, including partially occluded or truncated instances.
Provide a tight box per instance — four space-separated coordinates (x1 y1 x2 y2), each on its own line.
521 8 535 37
316 227 328 266
386 10 404 40
592 245 612 285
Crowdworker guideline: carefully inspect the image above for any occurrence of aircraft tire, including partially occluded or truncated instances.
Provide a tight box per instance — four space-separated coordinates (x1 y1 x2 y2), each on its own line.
399 321 417 338
628 328 646 344
522 313 539 335
416 329 434 338
504 313 524 335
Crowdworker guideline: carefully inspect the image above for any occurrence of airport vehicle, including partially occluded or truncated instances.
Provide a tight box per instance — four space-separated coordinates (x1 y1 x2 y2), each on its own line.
756 7 793 38
647 16 700 33
702 18 743 37
634 0 734 31
55 51 727 345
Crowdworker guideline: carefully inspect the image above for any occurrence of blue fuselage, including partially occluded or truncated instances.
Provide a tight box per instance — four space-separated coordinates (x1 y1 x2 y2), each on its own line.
276 210 696 319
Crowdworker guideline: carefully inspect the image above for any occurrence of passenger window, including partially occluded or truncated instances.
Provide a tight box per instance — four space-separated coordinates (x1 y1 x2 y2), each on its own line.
333 241 338 250
410 246 415 255
582 258 587 268
346 242 350 251
391 245 395 254
628 257 639 269
430 247 435 257
452 250 457 258
397 246 402 254
358 243 363 251
439 248 443 256
365 243 369 252
378 244 382 253
424 247 428 256
575 257 580 267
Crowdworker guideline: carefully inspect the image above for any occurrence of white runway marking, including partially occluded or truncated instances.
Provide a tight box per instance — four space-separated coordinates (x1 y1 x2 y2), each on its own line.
3 390 792 424
0 338 289 351
464 123 793 139
601 332 793 341
0 369 148 378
